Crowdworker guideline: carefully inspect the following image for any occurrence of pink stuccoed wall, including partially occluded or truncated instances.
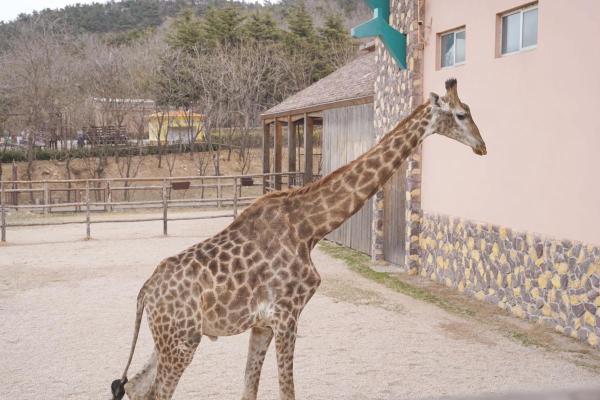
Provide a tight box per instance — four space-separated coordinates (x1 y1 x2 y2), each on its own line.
421 0 600 245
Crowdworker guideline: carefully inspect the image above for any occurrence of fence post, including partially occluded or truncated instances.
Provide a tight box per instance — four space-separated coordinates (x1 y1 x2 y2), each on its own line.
233 177 238 219
103 181 108 212
11 162 17 206
106 181 112 212
85 180 91 240
43 181 49 214
217 176 221 208
1 182 6 242
162 179 168 236
76 188 81 212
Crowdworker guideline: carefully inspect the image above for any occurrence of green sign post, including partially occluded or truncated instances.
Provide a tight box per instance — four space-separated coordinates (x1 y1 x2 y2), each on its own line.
351 0 407 69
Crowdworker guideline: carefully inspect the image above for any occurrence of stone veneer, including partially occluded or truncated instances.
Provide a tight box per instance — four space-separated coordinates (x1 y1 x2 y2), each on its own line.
372 0 425 272
419 212 600 349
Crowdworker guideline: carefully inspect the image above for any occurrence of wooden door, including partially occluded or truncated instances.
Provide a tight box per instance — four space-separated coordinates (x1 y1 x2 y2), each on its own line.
383 163 407 265
322 103 375 255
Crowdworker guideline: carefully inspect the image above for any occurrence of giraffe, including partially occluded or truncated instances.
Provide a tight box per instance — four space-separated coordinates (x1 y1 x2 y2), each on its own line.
110 78 486 400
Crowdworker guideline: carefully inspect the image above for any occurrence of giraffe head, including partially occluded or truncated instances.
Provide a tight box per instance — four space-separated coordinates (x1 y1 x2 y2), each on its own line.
429 78 487 155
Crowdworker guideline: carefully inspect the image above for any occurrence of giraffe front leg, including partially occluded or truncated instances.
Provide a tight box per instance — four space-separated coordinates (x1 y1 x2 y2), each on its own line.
274 318 298 400
241 327 274 400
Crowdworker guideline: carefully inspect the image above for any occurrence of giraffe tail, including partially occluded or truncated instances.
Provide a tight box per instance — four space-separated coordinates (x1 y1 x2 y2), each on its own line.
110 287 146 400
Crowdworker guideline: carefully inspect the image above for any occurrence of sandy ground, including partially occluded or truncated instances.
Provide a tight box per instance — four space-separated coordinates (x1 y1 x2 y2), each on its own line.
0 212 599 400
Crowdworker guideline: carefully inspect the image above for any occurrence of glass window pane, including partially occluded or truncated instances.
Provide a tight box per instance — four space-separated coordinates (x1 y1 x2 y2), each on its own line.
441 32 455 67
522 8 538 48
502 12 521 54
455 30 466 63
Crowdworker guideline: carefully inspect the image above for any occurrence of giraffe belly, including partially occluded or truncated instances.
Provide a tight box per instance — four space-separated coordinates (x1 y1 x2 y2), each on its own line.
201 304 270 337
200 282 276 337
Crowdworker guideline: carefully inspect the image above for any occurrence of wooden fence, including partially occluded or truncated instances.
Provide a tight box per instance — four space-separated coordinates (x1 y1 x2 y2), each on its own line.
0 172 304 242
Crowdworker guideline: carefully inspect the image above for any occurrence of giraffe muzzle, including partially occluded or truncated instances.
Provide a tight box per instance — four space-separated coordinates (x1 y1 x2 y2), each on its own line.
473 144 487 156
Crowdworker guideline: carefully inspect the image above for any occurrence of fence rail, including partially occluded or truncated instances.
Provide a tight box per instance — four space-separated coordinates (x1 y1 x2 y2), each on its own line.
0 172 305 242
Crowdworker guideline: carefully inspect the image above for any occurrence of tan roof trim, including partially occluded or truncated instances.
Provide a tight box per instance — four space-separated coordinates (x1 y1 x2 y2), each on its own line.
261 95 373 120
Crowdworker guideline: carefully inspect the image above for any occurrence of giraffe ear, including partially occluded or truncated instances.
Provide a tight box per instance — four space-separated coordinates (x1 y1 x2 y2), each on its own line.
430 92 441 108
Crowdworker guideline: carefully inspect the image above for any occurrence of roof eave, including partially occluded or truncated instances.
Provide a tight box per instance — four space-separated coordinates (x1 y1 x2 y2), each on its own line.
261 95 374 121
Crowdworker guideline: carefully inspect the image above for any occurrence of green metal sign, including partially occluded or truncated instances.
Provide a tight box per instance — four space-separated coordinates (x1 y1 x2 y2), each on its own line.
351 0 407 69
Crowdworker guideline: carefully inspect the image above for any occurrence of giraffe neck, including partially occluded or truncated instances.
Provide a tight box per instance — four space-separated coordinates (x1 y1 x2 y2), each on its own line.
291 103 433 247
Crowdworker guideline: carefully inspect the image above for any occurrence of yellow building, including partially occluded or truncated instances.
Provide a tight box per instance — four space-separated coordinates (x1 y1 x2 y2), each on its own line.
148 111 204 144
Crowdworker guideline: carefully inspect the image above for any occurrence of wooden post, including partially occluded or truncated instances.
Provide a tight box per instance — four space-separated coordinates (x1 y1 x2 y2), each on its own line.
287 115 296 187
162 179 168 236
274 118 282 190
85 180 91 240
106 181 112 212
76 188 81 212
43 181 49 214
1 182 6 242
233 177 238 219
216 176 222 208
262 121 271 193
11 162 17 206
103 181 108 212
304 114 314 184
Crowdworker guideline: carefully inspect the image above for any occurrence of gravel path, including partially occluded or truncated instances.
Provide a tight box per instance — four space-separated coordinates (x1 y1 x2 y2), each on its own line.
0 211 598 400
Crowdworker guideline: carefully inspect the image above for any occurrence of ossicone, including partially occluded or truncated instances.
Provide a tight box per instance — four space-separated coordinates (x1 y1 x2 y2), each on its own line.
445 78 457 91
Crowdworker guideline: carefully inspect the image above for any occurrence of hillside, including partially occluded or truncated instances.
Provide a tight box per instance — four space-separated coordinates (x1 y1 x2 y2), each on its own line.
0 0 369 45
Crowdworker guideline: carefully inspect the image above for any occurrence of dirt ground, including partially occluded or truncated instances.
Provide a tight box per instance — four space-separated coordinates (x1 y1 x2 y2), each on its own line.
1 212 599 400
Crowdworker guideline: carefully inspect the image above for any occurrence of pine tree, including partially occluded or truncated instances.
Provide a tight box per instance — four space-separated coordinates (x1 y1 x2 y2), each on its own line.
319 14 349 45
243 12 281 43
201 6 246 48
286 2 314 38
166 9 204 53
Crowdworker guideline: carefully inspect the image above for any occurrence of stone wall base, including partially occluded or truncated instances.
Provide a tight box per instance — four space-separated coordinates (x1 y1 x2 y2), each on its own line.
418 212 600 349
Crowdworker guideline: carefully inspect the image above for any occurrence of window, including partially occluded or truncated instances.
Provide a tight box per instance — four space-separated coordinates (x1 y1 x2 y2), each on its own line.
440 28 466 68
501 4 538 55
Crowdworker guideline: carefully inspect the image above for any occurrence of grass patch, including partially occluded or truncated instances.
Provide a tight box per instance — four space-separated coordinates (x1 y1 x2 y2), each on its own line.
319 241 475 318
319 241 600 367
506 330 547 348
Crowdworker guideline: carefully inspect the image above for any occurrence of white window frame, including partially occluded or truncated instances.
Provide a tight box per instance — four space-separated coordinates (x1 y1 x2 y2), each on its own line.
440 28 466 69
500 4 538 55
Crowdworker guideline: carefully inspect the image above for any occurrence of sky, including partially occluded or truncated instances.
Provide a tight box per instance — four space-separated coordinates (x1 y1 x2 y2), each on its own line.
0 0 272 23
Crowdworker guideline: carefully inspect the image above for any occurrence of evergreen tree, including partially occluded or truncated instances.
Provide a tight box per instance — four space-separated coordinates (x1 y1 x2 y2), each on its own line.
286 2 314 38
166 9 204 53
201 6 246 48
243 12 281 43
319 14 349 45
318 13 356 76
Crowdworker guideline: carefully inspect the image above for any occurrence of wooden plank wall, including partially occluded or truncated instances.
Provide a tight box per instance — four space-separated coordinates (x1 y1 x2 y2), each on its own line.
322 103 375 255
383 163 407 265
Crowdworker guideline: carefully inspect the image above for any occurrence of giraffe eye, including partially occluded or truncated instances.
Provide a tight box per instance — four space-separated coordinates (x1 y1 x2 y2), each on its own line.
456 113 467 120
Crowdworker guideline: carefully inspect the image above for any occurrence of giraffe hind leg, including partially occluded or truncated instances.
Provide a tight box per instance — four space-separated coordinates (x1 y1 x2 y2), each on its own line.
143 304 202 400
124 350 158 400
241 326 274 400
274 317 298 400
148 338 199 400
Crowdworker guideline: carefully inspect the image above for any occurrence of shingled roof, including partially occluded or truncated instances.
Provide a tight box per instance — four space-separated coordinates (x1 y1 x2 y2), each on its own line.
262 50 375 119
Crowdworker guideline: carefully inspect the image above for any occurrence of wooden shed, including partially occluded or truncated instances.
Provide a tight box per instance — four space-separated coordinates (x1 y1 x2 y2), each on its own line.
261 47 376 255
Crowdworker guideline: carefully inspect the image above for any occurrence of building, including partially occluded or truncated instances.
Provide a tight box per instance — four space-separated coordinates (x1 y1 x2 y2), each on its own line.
261 47 377 254
148 111 204 144
377 0 600 348
266 0 600 349
91 98 155 139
